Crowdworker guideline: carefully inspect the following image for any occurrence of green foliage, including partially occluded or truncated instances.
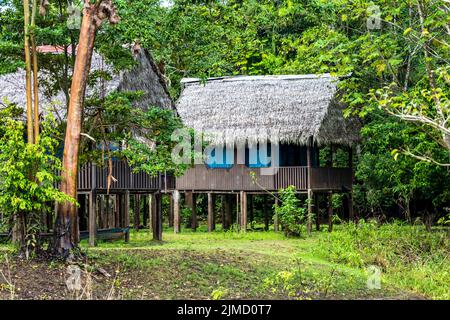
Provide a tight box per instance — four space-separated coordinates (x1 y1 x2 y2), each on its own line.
0 110 75 251
315 220 450 299
355 115 450 218
263 257 355 300
274 186 306 237
181 207 192 223
211 287 228 300
0 113 74 214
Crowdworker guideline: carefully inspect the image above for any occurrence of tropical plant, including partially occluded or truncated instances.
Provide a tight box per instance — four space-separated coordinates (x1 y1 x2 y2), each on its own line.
274 186 307 237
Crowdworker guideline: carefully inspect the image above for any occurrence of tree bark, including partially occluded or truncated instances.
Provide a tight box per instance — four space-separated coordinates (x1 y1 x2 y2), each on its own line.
54 1 119 255
23 0 34 144
31 0 39 142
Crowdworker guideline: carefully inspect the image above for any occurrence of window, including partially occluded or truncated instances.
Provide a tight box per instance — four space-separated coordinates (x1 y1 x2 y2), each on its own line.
205 146 233 169
245 143 271 168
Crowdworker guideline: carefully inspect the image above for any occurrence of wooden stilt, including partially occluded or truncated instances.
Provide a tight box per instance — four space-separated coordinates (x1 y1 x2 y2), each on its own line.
240 191 247 232
235 193 241 229
327 192 333 232
348 192 354 222
98 195 104 229
191 193 197 231
151 193 163 240
263 195 269 231
173 190 181 234
184 192 194 229
168 194 174 228
143 195 149 227
88 191 97 247
249 194 254 228
109 194 120 228
134 194 140 231
220 195 225 230
307 142 313 233
119 194 125 227
207 193 214 232
116 194 125 228
307 189 313 233
104 196 109 229
315 193 320 231
124 191 130 242
274 196 279 232
148 195 153 230
348 146 355 222
151 193 156 237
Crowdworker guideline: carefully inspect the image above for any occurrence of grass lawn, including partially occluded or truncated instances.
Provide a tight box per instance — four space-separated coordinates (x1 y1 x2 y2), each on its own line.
0 224 446 300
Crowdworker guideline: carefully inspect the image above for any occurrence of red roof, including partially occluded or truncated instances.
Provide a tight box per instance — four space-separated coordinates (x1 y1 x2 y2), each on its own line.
36 45 76 54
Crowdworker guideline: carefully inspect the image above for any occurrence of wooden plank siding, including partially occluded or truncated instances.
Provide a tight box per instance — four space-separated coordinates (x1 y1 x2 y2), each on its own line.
175 165 352 191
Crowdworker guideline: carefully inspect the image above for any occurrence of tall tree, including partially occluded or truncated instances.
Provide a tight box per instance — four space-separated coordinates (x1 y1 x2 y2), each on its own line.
23 0 34 144
54 0 119 256
31 0 39 142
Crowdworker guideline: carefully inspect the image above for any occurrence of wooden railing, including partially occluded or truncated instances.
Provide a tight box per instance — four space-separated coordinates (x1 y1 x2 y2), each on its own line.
175 165 352 191
175 165 274 191
274 167 308 190
75 161 166 191
75 163 352 192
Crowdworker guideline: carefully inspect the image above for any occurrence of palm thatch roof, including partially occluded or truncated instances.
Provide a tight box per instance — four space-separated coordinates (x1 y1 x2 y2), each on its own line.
0 47 173 119
176 74 360 146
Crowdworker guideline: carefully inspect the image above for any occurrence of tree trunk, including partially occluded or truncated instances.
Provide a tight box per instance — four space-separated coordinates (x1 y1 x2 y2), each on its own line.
54 3 100 255
54 1 118 255
31 0 39 142
23 0 34 144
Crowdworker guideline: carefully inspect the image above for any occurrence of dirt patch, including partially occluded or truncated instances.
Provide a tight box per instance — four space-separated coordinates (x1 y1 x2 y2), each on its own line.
0 249 287 300
0 256 118 300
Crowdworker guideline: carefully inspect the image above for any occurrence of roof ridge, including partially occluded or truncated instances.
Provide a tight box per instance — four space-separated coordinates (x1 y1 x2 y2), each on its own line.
181 74 337 84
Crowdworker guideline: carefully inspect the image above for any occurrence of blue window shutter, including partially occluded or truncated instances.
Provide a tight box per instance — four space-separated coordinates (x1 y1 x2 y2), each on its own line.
206 146 233 169
246 143 271 168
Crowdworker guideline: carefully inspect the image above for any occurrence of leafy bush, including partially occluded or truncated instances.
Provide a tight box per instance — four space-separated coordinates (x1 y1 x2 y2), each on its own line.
0 112 73 253
274 186 307 237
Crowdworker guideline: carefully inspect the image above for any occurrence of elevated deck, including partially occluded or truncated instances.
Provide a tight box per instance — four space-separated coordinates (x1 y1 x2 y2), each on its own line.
175 165 353 192
76 161 175 193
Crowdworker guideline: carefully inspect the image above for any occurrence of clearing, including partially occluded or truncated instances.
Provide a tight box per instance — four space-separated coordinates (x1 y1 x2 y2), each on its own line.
0 228 433 300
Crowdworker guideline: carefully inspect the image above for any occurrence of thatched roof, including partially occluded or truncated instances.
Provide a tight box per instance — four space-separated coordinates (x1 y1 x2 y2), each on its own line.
176 74 360 146
0 47 173 119
118 48 174 111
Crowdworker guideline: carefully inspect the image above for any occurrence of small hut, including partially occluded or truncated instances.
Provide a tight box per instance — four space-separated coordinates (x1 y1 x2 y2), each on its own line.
173 74 360 232
0 46 174 243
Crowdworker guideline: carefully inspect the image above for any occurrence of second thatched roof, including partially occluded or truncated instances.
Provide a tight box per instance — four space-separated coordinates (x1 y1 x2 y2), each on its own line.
176 74 360 146
0 47 173 119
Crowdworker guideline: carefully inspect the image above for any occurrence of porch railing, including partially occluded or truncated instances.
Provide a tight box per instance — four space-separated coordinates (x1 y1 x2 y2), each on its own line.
175 165 352 191
74 161 169 191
